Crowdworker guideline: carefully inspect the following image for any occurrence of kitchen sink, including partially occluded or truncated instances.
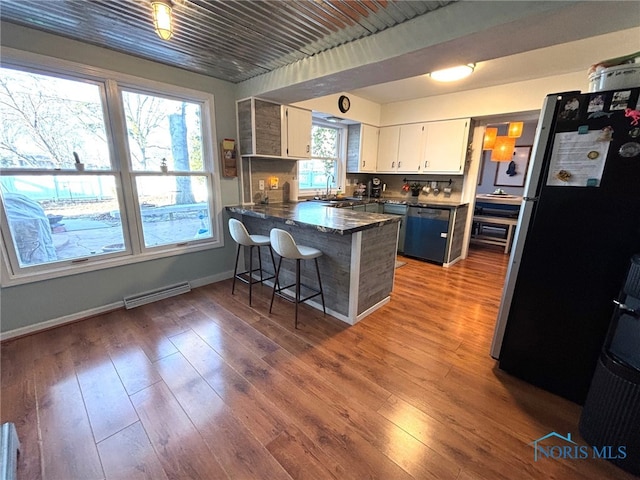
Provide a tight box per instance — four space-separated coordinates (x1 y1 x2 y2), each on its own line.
306 197 366 206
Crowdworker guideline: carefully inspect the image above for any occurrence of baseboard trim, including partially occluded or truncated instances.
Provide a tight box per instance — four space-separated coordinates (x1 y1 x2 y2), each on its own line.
0 270 235 342
0 301 124 342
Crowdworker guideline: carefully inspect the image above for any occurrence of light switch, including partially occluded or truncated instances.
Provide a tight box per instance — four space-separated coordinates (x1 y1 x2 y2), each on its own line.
259 180 265 191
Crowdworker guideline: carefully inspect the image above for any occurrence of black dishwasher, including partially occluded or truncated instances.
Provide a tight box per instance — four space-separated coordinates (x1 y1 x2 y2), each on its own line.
404 206 449 263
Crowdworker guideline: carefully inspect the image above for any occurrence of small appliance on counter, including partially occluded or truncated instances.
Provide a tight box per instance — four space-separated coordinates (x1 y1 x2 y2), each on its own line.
369 177 383 198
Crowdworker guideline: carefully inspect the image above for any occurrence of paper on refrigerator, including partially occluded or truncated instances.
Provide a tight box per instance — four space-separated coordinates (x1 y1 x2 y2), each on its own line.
546 130 609 187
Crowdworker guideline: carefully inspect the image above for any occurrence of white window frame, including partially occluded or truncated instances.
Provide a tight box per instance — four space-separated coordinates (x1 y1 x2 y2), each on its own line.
0 48 224 286
298 119 347 196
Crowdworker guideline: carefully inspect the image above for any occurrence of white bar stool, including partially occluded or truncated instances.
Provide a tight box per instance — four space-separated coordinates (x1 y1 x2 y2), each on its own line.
229 218 275 306
269 228 326 329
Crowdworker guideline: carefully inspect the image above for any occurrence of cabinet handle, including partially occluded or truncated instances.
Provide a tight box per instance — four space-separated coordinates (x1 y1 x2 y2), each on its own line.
398 161 401 168
306 145 310 153
424 161 428 168
362 160 366 167
392 161 395 168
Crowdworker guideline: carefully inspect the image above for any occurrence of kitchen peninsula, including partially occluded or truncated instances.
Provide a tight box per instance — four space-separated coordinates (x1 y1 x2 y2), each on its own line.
226 202 400 325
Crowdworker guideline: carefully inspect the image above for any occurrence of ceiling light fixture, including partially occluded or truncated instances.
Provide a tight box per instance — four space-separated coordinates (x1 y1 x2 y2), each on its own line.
491 136 516 162
508 121 524 138
483 127 498 150
429 64 475 82
151 0 173 40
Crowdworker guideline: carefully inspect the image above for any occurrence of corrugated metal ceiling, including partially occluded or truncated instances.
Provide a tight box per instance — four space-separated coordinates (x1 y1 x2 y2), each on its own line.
1 0 455 83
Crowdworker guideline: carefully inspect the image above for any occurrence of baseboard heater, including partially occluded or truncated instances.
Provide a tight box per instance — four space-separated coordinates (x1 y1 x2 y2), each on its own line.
123 282 191 309
1 423 20 480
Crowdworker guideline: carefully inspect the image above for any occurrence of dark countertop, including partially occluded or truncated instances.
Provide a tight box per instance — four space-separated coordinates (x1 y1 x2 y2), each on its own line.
297 197 468 209
383 199 468 208
226 202 400 235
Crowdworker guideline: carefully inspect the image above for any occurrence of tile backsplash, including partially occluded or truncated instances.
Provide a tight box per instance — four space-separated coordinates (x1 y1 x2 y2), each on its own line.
249 158 297 204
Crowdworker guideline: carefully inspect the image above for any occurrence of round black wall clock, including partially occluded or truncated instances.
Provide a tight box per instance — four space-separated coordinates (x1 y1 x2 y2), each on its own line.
338 95 351 113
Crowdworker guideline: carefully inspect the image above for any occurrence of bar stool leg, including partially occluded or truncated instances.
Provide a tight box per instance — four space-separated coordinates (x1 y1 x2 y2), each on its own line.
258 246 264 283
232 244 241 295
295 259 301 329
269 256 283 314
314 257 326 315
248 245 254 305
268 247 276 281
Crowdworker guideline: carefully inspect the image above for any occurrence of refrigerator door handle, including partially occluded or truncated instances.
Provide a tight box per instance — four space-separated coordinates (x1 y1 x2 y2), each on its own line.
613 299 640 319
523 196 539 201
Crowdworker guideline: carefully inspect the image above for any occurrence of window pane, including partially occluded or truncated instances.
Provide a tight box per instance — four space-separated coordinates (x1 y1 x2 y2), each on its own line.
122 91 203 172
0 68 111 170
298 160 337 191
299 124 339 191
135 175 212 247
1 175 126 267
311 125 338 158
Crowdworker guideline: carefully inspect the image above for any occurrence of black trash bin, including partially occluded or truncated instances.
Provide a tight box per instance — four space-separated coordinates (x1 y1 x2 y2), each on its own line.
579 254 640 476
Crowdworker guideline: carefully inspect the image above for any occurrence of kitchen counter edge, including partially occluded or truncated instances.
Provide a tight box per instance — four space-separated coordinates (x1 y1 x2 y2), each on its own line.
225 203 401 235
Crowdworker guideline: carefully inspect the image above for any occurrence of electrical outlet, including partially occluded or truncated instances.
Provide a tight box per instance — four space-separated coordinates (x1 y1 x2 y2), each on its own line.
259 180 265 191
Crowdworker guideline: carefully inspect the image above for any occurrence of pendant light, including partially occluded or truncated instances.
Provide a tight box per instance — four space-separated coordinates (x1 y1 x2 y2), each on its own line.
151 0 173 40
508 121 524 138
491 136 516 162
483 127 498 150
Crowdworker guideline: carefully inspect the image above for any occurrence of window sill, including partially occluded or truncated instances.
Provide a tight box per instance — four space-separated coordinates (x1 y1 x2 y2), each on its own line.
1 238 224 287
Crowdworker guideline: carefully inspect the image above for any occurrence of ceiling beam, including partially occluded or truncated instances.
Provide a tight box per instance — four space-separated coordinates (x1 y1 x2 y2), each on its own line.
237 0 640 104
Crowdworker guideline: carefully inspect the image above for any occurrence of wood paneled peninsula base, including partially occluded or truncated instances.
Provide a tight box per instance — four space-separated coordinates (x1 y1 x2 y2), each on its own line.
226 203 400 325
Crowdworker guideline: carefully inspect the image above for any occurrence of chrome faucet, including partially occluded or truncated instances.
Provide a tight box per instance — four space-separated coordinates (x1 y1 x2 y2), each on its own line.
326 173 335 198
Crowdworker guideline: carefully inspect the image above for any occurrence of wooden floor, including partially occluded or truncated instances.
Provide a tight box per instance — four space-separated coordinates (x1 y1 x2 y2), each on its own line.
1 245 634 480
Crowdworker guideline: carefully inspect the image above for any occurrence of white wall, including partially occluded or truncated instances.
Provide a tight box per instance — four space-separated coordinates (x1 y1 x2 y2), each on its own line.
381 71 588 125
294 93 382 126
295 71 588 129
0 23 240 337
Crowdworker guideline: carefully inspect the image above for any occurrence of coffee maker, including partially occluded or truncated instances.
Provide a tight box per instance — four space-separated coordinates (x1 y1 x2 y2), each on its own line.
369 177 383 198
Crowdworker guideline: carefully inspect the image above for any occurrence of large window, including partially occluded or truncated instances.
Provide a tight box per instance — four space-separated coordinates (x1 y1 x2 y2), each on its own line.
122 90 212 247
298 122 344 195
0 60 221 282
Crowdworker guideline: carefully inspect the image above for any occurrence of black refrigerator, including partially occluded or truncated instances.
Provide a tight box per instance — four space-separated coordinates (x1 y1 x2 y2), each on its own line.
490 87 640 404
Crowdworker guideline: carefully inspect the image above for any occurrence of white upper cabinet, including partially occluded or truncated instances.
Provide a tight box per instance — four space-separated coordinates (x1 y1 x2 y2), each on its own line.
281 105 312 159
236 99 312 159
377 123 425 173
376 126 400 173
420 119 470 174
396 123 424 172
347 124 379 173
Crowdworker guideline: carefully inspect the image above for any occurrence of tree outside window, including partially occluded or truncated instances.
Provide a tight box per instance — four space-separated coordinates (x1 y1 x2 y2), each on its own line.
0 66 217 275
298 123 342 193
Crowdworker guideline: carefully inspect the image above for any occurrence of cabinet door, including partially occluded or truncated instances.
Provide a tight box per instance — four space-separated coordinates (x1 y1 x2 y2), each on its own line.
365 203 381 213
397 123 424 173
346 124 378 173
283 106 311 158
360 124 379 172
422 119 469 174
376 126 400 173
